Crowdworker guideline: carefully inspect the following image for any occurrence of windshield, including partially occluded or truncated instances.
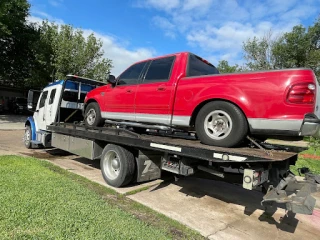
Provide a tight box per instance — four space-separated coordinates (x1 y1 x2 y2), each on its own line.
187 54 219 77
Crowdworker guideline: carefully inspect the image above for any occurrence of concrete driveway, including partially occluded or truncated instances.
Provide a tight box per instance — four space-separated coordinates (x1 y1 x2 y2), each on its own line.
0 114 27 130
0 115 320 239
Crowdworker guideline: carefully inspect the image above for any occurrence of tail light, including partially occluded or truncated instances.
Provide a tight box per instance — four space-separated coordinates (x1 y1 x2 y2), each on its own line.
287 83 315 104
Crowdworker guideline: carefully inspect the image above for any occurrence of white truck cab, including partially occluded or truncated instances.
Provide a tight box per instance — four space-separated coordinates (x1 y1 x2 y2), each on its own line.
24 75 105 148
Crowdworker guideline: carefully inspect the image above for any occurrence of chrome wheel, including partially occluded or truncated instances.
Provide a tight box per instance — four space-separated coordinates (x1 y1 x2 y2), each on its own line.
86 109 96 125
24 128 31 147
204 110 232 140
103 150 121 180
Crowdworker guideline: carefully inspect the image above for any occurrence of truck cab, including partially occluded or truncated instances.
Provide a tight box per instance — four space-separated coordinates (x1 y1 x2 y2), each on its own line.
24 75 105 148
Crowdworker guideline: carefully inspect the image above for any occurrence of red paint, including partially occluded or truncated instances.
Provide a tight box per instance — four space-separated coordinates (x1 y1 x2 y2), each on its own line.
85 52 317 122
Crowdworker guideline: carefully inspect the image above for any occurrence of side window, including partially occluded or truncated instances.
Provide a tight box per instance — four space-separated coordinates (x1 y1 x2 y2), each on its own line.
117 62 147 86
49 89 56 105
39 91 48 108
144 56 175 83
187 54 219 77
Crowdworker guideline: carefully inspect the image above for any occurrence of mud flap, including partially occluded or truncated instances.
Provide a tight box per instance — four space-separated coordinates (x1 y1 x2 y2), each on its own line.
135 149 162 183
262 171 319 215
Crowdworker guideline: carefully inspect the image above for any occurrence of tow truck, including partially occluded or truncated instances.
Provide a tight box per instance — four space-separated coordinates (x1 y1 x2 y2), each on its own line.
25 75 320 215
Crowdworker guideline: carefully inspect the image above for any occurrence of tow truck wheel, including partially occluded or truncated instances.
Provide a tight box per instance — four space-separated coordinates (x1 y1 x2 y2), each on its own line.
24 125 33 149
195 101 248 147
84 102 104 127
100 144 136 187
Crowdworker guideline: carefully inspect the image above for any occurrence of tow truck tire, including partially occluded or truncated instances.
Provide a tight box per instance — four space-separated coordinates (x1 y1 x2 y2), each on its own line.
195 101 248 147
84 102 104 127
24 125 33 149
100 144 136 187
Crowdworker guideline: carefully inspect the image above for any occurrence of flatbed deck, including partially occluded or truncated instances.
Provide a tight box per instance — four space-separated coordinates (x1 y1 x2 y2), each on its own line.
47 123 302 163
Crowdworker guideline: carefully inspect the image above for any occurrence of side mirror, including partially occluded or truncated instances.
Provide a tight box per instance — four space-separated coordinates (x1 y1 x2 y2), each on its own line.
27 90 41 112
107 75 116 85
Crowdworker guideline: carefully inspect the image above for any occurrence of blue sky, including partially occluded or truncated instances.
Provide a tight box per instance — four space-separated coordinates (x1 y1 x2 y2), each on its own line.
28 0 320 75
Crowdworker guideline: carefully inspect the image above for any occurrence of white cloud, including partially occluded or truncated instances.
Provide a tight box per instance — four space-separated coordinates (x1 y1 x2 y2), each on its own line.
27 14 155 76
48 0 64 7
82 30 155 76
152 16 176 39
182 0 213 11
29 10 65 25
137 0 320 64
141 0 180 12
26 15 43 25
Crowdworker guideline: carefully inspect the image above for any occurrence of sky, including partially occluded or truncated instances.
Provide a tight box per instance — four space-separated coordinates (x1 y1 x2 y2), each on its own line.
28 0 320 76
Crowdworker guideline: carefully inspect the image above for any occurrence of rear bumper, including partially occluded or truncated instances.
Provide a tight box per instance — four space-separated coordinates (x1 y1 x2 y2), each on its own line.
300 113 320 137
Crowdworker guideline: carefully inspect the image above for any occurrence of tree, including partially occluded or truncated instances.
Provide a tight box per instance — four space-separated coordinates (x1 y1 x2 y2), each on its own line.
272 18 320 78
242 30 277 71
0 0 38 87
217 60 241 73
29 21 113 87
242 18 320 78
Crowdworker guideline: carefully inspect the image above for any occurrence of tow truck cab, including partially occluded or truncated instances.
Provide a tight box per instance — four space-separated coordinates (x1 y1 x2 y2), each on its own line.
25 75 105 148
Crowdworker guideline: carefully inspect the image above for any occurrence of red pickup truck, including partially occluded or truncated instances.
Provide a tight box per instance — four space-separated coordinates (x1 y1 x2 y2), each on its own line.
83 52 320 147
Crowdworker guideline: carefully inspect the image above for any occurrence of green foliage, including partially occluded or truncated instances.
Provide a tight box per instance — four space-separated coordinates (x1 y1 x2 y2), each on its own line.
242 18 320 77
217 60 242 73
30 21 112 87
0 0 38 87
0 156 203 240
0 0 29 35
290 158 320 175
272 18 320 78
0 1 112 88
305 136 320 155
242 31 277 71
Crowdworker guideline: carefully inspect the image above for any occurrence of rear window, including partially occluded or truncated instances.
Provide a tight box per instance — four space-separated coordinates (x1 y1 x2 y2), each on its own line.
62 91 86 103
187 54 219 77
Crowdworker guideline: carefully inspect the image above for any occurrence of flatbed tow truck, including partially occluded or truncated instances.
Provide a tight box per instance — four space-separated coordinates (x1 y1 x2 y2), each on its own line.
25 75 320 215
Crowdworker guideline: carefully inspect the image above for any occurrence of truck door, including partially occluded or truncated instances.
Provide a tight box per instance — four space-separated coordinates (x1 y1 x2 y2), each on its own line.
103 61 147 121
134 56 176 125
46 88 59 126
33 90 49 131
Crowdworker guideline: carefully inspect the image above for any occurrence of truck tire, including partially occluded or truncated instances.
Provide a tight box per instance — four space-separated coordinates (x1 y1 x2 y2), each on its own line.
195 101 248 147
84 102 104 127
24 125 33 149
100 144 136 187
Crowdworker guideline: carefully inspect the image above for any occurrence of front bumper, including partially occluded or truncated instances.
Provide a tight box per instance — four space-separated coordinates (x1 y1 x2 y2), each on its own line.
300 113 320 137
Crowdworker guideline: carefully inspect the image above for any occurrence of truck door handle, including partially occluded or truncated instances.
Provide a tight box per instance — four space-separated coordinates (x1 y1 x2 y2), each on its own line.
157 86 166 91
126 89 132 93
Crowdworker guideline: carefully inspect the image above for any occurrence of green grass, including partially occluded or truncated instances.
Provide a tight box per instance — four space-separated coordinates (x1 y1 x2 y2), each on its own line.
0 156 203 240
290 146 320 175
291 157 320 175
299 145 320 156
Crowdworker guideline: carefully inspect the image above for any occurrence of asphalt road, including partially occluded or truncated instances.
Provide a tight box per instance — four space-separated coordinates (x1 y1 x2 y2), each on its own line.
0 115 320 239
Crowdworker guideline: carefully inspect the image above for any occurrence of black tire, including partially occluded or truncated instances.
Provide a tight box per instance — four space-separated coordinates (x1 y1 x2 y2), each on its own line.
100 144 136 187
84 102 104 127
195 101 248 147
24 125 33 149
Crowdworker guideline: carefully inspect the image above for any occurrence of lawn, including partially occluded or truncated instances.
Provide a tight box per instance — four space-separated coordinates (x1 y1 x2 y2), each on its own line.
290 145 320 175
0 156 203 240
